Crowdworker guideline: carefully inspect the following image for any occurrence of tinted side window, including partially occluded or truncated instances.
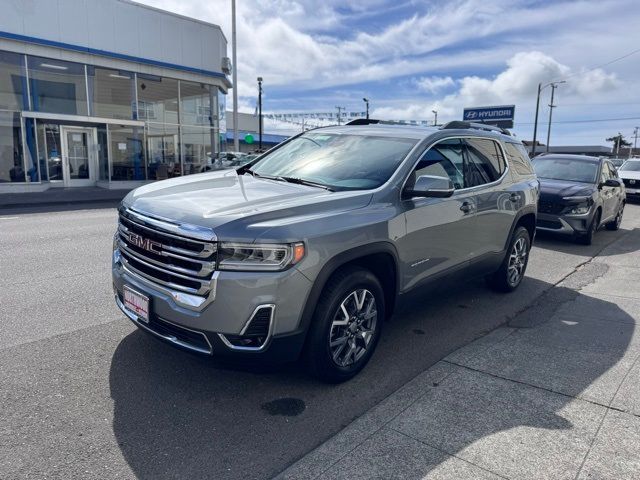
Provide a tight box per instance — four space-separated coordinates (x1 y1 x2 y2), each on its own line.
412 138 465 189
600 162 611 181
464 138 505 187
505 142 535 175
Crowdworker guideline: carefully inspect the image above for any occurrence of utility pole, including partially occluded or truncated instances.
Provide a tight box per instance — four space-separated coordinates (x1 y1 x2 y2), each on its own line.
546 83 560 153
630 127 638 158
336 106 344 125
532 80 566 157
432 110 438 127
231 0 239 152
257 77 263 151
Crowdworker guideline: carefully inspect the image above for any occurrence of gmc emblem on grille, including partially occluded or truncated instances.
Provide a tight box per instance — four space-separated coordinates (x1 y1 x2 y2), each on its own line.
128 232 162 254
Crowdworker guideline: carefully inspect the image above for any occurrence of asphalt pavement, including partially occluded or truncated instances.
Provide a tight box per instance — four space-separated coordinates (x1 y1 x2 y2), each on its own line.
1 204 639 479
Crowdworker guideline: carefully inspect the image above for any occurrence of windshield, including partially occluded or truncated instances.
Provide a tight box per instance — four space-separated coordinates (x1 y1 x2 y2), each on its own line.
249 132 418 190
620 161 640 172
533 157 599 184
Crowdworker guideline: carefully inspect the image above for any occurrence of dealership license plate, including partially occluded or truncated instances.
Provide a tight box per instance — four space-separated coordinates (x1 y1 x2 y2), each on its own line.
123 286 149 323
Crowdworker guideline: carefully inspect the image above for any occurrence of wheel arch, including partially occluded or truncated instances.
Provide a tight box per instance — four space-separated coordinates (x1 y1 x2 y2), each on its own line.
297 242 400 338
505 206 537 250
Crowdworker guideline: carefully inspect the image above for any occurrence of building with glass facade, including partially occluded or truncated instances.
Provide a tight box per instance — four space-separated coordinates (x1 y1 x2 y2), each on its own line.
0 0 230 192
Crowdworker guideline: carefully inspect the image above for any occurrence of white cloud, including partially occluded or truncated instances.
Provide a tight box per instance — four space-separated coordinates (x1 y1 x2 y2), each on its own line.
373 51 619 120
414 76 455 93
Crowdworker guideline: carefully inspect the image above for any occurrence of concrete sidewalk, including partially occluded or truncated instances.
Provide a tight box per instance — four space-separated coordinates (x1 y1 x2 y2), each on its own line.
0 187 130 211
278 229 640 479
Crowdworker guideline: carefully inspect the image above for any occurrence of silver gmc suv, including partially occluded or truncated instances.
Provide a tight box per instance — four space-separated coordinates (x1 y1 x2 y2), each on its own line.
112 121 539 382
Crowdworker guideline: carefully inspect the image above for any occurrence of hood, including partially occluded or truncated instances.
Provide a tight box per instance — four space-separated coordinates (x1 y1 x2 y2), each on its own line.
538 178 596 200
122 169 373 237
619 171 640 181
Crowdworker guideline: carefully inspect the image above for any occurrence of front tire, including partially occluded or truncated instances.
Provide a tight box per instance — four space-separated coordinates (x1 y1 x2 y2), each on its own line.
487 226 531 293
578 209 601 245
306 267 384 383
606 203 624 231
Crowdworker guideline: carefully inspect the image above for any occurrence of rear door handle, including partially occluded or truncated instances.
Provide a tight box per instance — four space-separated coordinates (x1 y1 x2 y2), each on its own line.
460 202 472 213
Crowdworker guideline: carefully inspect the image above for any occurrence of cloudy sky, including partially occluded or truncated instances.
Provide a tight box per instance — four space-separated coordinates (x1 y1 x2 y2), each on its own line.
138 0 640 146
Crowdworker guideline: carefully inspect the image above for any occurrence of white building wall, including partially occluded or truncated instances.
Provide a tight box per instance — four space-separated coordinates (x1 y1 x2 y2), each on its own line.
0 0 228 86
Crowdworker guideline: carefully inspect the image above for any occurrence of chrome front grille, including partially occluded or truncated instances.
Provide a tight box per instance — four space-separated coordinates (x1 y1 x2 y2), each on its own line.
117 208 217 298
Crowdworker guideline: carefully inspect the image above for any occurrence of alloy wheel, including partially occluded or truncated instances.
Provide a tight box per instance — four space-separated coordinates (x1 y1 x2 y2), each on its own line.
507 237 528 286
329 289 378 367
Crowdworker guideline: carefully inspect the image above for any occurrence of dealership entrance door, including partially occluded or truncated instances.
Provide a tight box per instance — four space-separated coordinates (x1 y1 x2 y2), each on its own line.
60 126 98 187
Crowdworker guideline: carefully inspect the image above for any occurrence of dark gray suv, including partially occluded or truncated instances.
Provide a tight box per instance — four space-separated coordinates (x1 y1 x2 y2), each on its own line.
112 121 539 382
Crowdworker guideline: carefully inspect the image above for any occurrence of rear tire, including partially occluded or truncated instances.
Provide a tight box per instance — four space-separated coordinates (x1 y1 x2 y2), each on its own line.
578 209 601 245
306 266 384 383
606 203 624 231
487 226 531 293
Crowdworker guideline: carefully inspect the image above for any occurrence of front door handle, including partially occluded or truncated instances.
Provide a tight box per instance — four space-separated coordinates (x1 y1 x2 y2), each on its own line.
460 202 472 213
509 193 521 202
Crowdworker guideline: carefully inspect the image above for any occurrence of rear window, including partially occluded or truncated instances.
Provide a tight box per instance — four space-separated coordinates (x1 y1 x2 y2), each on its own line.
504 143 535 175
532 157 599 184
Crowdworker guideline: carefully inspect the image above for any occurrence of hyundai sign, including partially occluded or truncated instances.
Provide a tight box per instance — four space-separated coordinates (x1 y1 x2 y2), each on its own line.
463 105 515 128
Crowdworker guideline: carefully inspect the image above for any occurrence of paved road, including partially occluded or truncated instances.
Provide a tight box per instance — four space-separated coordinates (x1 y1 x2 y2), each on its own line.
1 204 639 479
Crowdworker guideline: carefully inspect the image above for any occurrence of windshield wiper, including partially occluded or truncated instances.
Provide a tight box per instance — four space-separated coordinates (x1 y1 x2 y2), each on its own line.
276 176 335 191
246 170 334 191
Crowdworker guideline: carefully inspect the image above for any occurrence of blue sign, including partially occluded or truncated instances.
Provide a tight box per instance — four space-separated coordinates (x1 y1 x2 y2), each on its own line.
463 105 515 128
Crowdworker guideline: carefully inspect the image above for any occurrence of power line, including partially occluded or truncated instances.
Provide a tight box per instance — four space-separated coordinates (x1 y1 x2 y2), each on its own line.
518 116 640 125
553 47 640 82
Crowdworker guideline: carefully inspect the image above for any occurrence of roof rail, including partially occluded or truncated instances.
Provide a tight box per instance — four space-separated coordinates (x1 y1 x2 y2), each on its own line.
440 121 511 136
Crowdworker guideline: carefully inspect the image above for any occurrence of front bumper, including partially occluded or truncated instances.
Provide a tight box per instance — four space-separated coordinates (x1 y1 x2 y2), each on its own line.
112 249 312 361
536 211 592 235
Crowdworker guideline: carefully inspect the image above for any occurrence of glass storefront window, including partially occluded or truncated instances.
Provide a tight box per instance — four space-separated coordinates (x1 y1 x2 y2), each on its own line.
24 118 38 182
147 123 179 179
0 111 24 182
217 90 226 153
180 81 214 126
87 67 135 120
0 51 28 110
137 75 178 124
28 56 88 115
38 124 63 181
182 126 214 174
97 126 109 181
109 124 146 181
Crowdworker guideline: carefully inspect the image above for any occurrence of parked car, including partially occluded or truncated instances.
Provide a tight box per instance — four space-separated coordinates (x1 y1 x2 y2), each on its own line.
533 154 625 244
112 121 538 382
617 159 640 200
610 157 626 168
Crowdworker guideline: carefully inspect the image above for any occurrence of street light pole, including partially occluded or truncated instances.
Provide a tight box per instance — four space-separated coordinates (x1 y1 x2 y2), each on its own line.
336 106 344 125
257 77 263 151
532 80 566 157
231 0 239 152
531 83 542 157
363 98 369 119
432 110 438 127
545 83 558 153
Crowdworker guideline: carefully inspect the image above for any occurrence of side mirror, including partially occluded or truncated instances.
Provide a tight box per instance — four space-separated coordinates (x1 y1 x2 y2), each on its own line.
405 175 455 198
600 179 620 188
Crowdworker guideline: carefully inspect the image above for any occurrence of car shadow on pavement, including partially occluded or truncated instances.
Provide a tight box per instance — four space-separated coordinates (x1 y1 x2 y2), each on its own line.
109 274 635 480
534 226 640 257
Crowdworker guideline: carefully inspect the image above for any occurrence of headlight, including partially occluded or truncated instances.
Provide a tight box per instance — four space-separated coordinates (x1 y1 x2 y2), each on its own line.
217 242 305 271
565 204 590 215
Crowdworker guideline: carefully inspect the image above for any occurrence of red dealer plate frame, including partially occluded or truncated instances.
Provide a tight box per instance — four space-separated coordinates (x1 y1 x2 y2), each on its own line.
123 286 150 323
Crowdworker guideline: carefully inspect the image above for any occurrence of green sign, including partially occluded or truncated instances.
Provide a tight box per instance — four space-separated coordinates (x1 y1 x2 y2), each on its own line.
244 133 254 144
